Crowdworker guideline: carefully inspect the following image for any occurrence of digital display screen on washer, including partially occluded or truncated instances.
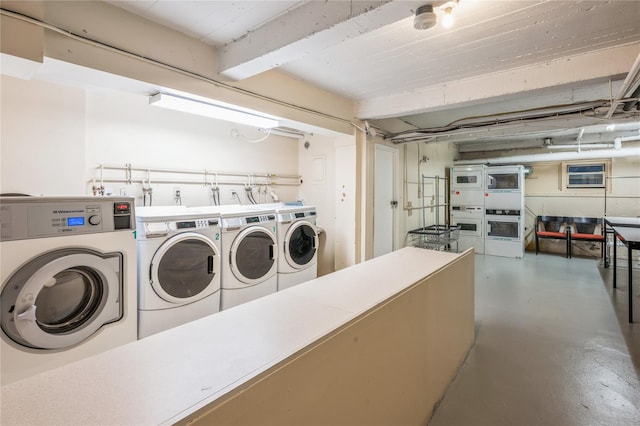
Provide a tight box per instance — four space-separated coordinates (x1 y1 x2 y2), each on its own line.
295 212 305 218
114 202 131 214
246 216 260 223
67 217 85 226
176 221 196 229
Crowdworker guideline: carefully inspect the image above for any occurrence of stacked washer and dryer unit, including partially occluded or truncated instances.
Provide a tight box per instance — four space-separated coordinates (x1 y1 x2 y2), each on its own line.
450 165 486 254
450 165 525 258
0 196 137 385
484 165 525 258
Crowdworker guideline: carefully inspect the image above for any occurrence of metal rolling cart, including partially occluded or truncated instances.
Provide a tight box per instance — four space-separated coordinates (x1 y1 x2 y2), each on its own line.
407 174 460 252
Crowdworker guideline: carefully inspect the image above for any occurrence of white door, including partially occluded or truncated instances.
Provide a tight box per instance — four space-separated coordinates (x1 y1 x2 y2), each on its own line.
374 144 398 257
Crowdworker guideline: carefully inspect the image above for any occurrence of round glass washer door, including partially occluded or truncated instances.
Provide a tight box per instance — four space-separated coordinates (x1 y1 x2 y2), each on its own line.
150 232 220 304
284 221 318 270
1 250 122 350
229 227 277 285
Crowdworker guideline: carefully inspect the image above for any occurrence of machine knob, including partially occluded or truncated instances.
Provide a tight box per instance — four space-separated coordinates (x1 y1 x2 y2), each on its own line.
88 215 102 225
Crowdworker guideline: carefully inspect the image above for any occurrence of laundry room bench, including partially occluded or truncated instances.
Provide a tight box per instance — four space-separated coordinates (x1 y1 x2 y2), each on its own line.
535 216 605 258
567 216 604 258
535 216 569 258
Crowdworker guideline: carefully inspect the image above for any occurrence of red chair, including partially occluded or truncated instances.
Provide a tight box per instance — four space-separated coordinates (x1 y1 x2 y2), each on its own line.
535 216 569 258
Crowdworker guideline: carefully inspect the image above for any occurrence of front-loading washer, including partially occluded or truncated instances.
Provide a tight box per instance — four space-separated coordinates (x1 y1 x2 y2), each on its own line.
136 207 221 339
0 196 137 385
274 205 319 290
219 208 278 310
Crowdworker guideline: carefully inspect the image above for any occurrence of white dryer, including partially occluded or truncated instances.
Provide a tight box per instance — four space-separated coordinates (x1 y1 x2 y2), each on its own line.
219 208 278 310
274 205 318 291
1 196 137 385
136 208 221 339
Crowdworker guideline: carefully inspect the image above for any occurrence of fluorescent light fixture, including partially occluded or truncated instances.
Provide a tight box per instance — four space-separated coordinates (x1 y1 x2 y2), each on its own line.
149 93 279 128
262 128 305 139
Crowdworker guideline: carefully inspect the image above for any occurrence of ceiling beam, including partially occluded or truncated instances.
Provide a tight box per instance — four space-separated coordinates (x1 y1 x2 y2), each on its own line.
358 44 640 120
218 0 426 80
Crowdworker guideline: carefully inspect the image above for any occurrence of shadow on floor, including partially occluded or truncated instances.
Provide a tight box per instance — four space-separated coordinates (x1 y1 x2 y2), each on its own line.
597 259 640 376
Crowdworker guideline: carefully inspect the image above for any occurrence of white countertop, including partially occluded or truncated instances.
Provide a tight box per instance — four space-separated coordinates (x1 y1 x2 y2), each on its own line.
604 216 640 227
1 247 463 426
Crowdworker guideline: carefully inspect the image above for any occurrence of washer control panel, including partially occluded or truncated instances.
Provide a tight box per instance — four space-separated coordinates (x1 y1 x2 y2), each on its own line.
0 196 135 241
277 210 317 223
222 215 275 229
176 219 218 229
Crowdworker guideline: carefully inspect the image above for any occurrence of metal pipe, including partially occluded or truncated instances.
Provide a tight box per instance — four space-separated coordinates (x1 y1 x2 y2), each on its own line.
605 51 640 118
547 143 615 150
435 175 440 229
92 178 300 187
455 146 640 165
97 164 301 180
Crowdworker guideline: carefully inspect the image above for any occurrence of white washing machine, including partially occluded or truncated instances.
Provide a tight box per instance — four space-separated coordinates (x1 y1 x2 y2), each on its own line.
0 196 137 385
136 207 222 339
274 205 318 291
219 208 278 310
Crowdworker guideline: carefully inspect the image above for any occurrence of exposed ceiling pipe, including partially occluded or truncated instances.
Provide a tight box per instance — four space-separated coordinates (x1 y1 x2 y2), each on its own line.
622 85 640 112
605 52 640 119
386 101 611 143
576 127 584 153
455 146 640 165
547 143 615 150
615 130 640 143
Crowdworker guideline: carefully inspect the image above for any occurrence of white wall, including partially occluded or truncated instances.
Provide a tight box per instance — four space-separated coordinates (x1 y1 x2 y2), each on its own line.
2 74 358 276
1 76 86 195
84 89 299 206
297 134 357 275
523 155 640 249
1 75 299 205
524 156 640 218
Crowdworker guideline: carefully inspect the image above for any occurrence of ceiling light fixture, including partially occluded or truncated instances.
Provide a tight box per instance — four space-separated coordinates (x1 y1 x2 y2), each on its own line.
414 5 437 30
149 93 279 129
260 127 305 139
441 6 454 28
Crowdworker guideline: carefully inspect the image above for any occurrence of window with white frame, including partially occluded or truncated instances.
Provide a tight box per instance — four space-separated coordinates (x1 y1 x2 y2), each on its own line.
565 162 606 188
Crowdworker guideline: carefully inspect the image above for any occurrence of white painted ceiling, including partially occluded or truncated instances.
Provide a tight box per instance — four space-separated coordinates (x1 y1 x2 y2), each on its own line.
104 1 640 150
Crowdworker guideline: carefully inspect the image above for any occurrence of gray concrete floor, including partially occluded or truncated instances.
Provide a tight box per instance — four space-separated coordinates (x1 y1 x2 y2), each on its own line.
429 253 640 426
